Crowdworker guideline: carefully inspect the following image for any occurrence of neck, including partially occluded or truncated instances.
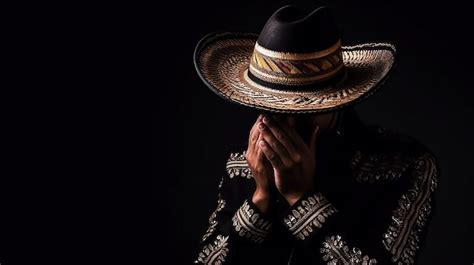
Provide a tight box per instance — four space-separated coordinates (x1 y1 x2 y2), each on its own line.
311 111 343 135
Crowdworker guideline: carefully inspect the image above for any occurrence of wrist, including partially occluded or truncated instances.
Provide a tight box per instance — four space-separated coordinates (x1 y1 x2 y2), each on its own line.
252 189 272 214
285 194 303 206
284 190 313 206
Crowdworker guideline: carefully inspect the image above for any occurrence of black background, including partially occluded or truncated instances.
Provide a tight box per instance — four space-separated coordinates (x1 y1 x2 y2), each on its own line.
156 0 473 264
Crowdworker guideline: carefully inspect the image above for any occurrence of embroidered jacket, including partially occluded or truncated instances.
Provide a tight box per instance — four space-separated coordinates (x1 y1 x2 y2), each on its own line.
194 115 439 265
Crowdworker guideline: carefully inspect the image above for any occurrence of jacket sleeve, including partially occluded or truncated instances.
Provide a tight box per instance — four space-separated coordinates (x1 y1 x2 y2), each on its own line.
194 152 273 264
281 153 439 264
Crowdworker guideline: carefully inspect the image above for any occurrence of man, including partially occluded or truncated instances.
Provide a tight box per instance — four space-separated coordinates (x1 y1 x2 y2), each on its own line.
192 5 438 265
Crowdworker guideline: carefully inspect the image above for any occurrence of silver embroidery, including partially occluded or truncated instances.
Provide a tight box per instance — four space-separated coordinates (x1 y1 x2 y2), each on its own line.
283 193 338 240
201 198 226 242
321 235 377 265
226 151 253 179
201 177 226 242
351 150 412 183
382 154 438 264
349 128 438 263
232 200 272 244
351 128 415 183
195 235 229 264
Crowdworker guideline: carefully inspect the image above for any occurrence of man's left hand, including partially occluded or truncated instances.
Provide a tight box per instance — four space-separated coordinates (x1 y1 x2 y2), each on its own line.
257 115 320 206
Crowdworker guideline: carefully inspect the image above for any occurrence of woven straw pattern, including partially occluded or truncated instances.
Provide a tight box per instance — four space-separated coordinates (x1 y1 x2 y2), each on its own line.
249 45 343 85
196 33 395 113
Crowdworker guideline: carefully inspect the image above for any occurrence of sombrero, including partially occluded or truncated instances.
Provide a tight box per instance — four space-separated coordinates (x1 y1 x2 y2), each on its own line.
194 5 396 114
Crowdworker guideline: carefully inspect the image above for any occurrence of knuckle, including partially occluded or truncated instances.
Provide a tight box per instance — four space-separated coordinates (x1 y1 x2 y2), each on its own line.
271 141 278 148
265 120 273 128
272 157 281 165
293 154 302 163
269 153 276 160
275 132 284 141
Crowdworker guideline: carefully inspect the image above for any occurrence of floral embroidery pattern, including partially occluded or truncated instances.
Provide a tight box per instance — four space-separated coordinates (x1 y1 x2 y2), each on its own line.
321 235 377 265
283 193 338 240
201 176 226 242
195 235 229 264
201 198 226 242
232 200 272 244
348 128 438 263
351 128 415 183
351 151 412 183
382 155 438 264
226 151 253 179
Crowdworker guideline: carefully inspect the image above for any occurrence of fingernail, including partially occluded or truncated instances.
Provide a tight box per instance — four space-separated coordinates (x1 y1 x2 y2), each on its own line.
263 116 269 123
258 122 265 130
259 140 265 147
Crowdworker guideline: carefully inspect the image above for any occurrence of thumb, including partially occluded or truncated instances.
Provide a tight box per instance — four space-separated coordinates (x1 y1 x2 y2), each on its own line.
309 125 320 152
256 135 265 162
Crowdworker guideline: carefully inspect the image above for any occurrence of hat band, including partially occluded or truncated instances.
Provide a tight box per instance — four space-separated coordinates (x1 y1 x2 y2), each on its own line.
249 40 344 86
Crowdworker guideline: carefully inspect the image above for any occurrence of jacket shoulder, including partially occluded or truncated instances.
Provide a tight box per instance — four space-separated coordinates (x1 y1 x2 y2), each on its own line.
351 126 439 183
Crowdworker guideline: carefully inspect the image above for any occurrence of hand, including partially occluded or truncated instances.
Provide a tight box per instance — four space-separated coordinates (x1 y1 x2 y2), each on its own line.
258 115 320 206
245 115 275 213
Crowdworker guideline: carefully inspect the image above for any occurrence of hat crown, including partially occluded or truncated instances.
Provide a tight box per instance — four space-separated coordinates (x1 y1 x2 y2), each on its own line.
257 5 339 53
248 5 344 90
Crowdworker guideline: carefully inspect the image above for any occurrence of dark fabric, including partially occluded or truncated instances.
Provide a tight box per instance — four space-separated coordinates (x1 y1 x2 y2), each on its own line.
194 111 438 264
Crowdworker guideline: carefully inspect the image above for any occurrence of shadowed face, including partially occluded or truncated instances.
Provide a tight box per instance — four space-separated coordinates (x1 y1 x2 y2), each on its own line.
270 112 340 144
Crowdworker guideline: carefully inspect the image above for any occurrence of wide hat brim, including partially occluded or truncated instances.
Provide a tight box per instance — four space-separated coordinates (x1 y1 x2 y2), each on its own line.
194 32 396 114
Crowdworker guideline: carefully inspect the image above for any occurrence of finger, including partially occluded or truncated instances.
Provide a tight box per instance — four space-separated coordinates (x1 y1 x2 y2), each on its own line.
248 115 263 154
258 121 293 166
259 139 284 170
256 134 265 161
309 125 320 154
255 136 275 185
262 116 298 160
268 116 305 160
250 124 260 146
282 121 308 150
272 116 296 144
257 135 275 171
249 114 263 141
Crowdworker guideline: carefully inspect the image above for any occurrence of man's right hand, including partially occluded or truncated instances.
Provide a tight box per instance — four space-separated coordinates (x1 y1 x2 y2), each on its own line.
245 115 275 214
